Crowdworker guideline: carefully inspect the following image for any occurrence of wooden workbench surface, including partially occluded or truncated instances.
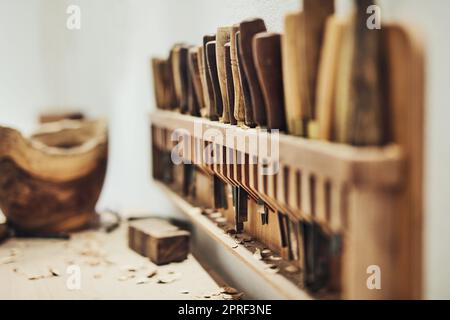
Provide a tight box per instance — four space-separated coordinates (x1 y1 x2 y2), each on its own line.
0 223 227 300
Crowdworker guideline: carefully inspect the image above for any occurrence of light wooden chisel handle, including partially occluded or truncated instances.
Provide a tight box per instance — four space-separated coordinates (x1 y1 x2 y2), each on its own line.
203 34 218 120
216 26 232 123
230 24 245 125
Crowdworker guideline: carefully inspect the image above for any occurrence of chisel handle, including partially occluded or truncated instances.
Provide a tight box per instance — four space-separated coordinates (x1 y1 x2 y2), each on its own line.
206 41 223 119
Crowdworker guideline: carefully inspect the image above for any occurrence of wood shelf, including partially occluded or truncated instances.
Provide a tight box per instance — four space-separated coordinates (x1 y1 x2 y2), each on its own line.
156 181 312 300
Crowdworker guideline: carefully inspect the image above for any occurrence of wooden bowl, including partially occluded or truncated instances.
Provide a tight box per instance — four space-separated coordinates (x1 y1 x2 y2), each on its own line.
0 120 108 233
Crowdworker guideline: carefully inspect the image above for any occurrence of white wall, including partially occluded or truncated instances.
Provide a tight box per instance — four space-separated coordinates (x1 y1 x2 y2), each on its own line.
0 0 449 298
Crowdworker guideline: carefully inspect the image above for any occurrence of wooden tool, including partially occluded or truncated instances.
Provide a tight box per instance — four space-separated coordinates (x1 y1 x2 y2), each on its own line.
239 18 268 127
303 0 335 137
171 45 190 113
128 218 190 265
0 120 107 234
197 46 210 118
236 31 256 127
188 48 203 116
203 35 218 120
206 41 224 121
152 58 168 109
216 27 232 123
335 0 388 145
315 16 348 141
253 32 287 131
282 11 306 136
230 25 245 126
224 42 237 125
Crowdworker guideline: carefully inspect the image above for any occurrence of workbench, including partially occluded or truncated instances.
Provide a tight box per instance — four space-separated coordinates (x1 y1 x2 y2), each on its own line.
0 223 227 300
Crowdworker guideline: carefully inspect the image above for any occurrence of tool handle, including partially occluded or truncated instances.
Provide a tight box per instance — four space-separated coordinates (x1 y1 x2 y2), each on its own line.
206 41 224 119
224 42 237 125
253 32 287 131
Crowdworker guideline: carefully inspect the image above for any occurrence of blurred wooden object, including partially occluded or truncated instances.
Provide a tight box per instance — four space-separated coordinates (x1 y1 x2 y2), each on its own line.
303 0 334 137
230 24 245 125
253 32 286 131
0 120 108 234
315 16 348 141
216 26 232 123
39 111 84 124
282 11 306 136
128 218 190 265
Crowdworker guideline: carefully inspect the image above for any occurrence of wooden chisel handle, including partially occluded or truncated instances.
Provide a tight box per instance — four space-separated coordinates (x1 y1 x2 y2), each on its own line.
230 25 245 125
253 32 287 131
216 27 232 123
315 16 348 141
236 31 256 127
336 0 387 146
224 42 237 125
303 0 335 126
282 11 306 136
152 58 166 109
171 45 190 114
206 41 223 120
196 46 209 118
239 18 268 127
203 34 218 120
188 48 202 117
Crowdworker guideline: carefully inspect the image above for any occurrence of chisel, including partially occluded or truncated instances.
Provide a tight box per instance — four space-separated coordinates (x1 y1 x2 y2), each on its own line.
338 0 388 146
253 32 287 131
197 46 210 118
282 11 306 136
303 0 335 138
315 16 348 141
171 45 190 113
216 26 232 123
236 31 256 127
224 42 237 125
239 18 268 127
188 47 204 116
203 35 218 120
230 24 245 126
187 49 201 117
206 41 224 121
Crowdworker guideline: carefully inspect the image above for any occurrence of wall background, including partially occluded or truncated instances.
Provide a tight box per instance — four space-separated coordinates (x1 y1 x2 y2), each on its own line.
0 0 448 298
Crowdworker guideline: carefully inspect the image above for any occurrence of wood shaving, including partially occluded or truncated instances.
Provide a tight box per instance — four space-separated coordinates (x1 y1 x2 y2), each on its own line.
136 277 150 285
220 286 238 294
231 245 238 249
179 289 190 294
222 292 244 300
269 255 282 261
285 265 300 273
146 269 157 278
49 267 61 277
157 272 180 284
261 249 272 258
27 274 46 281
208 212 222 219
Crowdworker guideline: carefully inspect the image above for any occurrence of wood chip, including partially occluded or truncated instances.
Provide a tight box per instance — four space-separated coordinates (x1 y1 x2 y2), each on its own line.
136 277 150 285
157 272 180 284
0 256 15 265
261 249 272 258
253 249 263 260
285 265 300 273
222 292 244 300
220 286 238 294
209 212 222 219
179 289 190 294
269 255 282 261
231 245 238 249
49 267 61 277
146 269 157 278
28 274 46 281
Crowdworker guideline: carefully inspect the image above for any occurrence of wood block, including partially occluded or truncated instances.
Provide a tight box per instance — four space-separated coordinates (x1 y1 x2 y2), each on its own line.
128 219 190 265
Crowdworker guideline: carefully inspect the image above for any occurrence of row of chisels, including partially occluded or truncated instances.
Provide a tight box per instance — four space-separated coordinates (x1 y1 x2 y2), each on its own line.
152 0 389 146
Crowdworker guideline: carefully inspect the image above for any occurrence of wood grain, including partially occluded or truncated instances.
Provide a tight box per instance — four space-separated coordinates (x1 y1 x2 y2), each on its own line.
230 25 245 125
129 219 190 265
0 120 107 233
224 43 237 125
216 27 232 123
203 35 218 120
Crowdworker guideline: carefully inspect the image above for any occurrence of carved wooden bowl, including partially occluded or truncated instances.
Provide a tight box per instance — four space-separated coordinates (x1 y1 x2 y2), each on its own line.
0 120 108 234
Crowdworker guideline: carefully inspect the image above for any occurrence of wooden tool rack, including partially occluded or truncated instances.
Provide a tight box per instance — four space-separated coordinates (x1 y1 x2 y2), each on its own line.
150 24 424 300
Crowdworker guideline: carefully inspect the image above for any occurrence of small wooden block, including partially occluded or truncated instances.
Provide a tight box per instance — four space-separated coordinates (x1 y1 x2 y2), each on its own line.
128 219 190 265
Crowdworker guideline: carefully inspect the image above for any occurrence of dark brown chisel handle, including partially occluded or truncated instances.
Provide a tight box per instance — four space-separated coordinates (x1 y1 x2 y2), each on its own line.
303 0 334 135
345 0 387 146
253 32 286 131
171 45 190 113
166 49 178 110
236 31 256 127
206 41 223 119
239 18 267 127
224 42 237 125
197 46 209 118
152 58 166 110
230 24 245 125
216 27 232 123
188 47 204 116
203 34 218 120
